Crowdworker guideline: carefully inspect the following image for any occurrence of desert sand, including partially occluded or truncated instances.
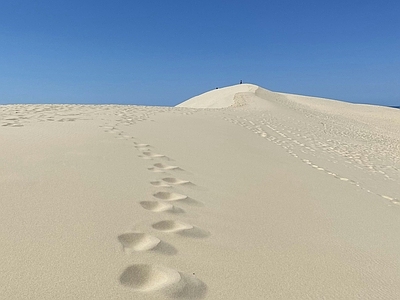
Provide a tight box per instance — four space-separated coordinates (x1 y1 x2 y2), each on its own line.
1 84 400 299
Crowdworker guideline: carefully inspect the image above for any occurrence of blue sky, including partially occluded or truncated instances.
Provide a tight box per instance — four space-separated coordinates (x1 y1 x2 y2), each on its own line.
0 1 399 106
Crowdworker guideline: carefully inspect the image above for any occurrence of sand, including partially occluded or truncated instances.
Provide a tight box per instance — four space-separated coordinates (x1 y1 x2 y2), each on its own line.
1 84 400 299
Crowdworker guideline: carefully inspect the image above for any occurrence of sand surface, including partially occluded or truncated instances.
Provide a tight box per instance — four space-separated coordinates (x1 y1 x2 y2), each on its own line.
1 85 400 299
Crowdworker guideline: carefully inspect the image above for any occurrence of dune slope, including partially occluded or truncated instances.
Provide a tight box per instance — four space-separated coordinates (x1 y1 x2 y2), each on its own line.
1 85 400 299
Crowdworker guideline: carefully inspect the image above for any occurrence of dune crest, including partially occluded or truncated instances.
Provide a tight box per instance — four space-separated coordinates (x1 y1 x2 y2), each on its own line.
176 83 258 108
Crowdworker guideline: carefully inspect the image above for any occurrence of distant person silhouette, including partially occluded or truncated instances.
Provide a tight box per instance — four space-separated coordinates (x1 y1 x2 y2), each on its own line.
240 80 242 84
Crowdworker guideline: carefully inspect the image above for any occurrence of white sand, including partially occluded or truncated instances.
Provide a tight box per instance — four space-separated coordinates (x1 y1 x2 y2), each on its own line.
1 85 400 299
176 84 258 108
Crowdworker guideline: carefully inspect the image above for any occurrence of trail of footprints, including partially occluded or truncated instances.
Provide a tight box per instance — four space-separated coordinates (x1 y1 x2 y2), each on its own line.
0 104 196 128
223 111 400 206
0 104 101 127
103 126 208 298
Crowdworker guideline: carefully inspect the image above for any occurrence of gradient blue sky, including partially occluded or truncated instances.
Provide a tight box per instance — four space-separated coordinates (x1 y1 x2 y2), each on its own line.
1 1 399 106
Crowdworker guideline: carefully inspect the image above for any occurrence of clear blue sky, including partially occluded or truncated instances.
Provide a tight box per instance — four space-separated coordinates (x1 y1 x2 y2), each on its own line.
1 1 399 106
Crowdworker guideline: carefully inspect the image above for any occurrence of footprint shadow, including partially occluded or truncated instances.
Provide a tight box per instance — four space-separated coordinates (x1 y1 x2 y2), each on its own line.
153 241 178 256
152 220 210 239
118 232 160 252
161 178 206 191
140 201 185 214
165 273 208 299
141 152 173 161
162 177 194 186
152 191 204 207
177 227 210 239
153 163 184 172
150 181 172 188
181 197 204 207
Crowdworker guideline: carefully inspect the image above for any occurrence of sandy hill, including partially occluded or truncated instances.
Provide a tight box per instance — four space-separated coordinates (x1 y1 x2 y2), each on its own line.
177 83 351 111
176 83 400 130
176 84 259 108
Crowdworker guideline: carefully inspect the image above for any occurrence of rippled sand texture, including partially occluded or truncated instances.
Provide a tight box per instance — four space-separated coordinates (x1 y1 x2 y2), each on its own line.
1 85 400 299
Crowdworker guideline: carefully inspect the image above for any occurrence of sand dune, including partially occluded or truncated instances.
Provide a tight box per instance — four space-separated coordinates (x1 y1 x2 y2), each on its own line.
1 85 400 299
177 84 259 108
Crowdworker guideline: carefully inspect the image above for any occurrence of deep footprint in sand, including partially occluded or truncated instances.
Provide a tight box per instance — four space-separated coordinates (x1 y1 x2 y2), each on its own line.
134 143 151 148
153 191 188 202
119 264 181 291
153 191 203 207
135 144 151 151
148 163 182 173
153 163 182 171
162 177 192 185
150 181 171 188
152 220 193 232
152 220 210 238
147 167 165 173
119 264 207 298
142 152 169 159
118 232 160 252
140 201 185 213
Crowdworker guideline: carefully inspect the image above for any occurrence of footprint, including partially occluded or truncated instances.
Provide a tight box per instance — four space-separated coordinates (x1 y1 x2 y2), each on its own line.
119 264 181 292
118 233 160 252
148 164 183 173
152 220 193 232
140 201 185 213
153 192 188 201
142 152 168 159
135 143 151 150
162 178 192 185
120 265 207 298
138 155 153 160
147 167 166 173
164 272 208 299
153 163 182 171
152 220 210 238
153 192 203 207
150 181 171 188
